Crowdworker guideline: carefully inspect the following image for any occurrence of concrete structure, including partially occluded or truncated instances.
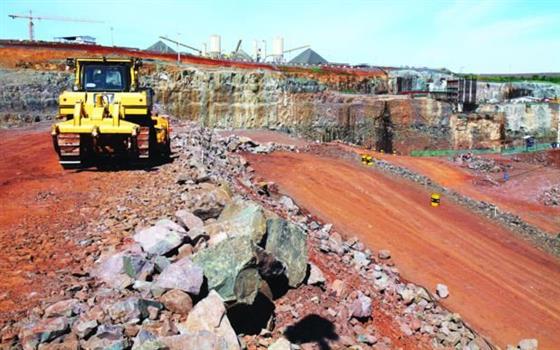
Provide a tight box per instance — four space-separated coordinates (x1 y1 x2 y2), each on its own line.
54 35 96 44
208 35 221 58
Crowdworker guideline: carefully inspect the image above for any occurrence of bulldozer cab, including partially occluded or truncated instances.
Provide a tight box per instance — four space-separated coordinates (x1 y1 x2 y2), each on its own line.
69 58 141 93
83 64 129 92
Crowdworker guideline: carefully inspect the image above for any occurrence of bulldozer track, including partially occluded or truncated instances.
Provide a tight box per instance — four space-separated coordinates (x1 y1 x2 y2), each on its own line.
137 127 150 159
54 133 81 168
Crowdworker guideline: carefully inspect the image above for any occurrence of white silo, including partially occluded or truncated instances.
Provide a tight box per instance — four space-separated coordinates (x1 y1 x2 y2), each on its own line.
272 37 284 63
209 35 221 57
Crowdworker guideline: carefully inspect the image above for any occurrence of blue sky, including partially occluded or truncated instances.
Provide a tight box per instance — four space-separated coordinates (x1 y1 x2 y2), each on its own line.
1 0 558 73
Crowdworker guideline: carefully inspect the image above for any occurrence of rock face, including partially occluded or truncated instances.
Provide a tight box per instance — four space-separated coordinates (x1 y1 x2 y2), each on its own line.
265 218 308 287
192 235 260 304
183 290 240 350
154 257 204 295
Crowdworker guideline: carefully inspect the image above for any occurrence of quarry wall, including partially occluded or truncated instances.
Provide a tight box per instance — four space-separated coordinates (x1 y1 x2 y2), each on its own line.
0 64 558 153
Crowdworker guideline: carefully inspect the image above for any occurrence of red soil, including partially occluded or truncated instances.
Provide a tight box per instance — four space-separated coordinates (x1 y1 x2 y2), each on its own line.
0 41 386 80
340 146 560 234
245 151 560 349
0 125 138 325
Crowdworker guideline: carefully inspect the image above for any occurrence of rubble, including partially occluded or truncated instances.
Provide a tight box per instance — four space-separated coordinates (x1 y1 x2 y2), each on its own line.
538 184 560 206
2 121 495 350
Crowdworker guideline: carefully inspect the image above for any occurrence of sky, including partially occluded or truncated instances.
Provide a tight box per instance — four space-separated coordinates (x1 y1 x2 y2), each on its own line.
1 0 559 73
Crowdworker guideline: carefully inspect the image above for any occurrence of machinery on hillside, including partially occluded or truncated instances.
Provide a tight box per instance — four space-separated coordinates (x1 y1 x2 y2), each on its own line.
51 57 170 168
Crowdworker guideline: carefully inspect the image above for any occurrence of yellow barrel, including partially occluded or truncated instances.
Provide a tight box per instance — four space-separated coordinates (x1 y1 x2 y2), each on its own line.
366 155 373 166
361 154 367 165
431 193 441 207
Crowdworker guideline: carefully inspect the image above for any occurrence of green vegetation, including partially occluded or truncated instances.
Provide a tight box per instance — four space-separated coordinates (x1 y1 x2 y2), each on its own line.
462 74 560 85
310 66 323 74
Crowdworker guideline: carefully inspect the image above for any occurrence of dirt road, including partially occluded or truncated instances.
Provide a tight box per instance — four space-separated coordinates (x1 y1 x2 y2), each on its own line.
346 148 560 234
246 151 560 349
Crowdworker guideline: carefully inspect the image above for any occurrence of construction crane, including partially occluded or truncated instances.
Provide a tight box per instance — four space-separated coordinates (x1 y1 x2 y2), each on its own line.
8 10 103 41
283 44 310 54
159 36 202 55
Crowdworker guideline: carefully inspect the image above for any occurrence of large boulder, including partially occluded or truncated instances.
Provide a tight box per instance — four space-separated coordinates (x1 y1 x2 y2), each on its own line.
265 218 308 287
192 235 260 304
183 291 240 350
204 198 267 245
133 223 186 256
187 183 232 220
154 257 204 295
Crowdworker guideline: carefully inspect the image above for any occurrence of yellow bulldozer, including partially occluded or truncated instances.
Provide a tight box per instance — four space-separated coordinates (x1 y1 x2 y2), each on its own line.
51 57 170 168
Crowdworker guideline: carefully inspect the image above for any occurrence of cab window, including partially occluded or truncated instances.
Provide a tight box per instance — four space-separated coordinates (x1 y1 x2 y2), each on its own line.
82 64 129 91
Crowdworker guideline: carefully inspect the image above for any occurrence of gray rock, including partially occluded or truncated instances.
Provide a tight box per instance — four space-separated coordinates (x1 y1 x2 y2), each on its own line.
373 273 390 292
278 196 299 213
265 218 308 287
268 337 292 350
378 249 391 259
159 331 229 350
518 339 538 350
204 198 267 244
132 330 167 350
73 317 97 339
44 299 80 318
184 290 240 350
175 209 204 231
153 256 171 273
436 284 449 299
357 334 377 345
82 324 130 350
134 225 186 256
19 317 69 349
123 254 154 281
398 286 415 305
188 183 231 220
353 250 370 267
192 235 260 304
307 263 326 285
92 252 134 289
350 291 372 319
155 219 187 235
108 297 163 324
154 257 204 295
160 289 193 316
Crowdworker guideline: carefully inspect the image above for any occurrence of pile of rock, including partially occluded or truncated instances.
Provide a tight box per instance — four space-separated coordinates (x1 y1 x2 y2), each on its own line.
3 122 497 349
453 153 504 173
538 185 560 207
17 192 309 349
